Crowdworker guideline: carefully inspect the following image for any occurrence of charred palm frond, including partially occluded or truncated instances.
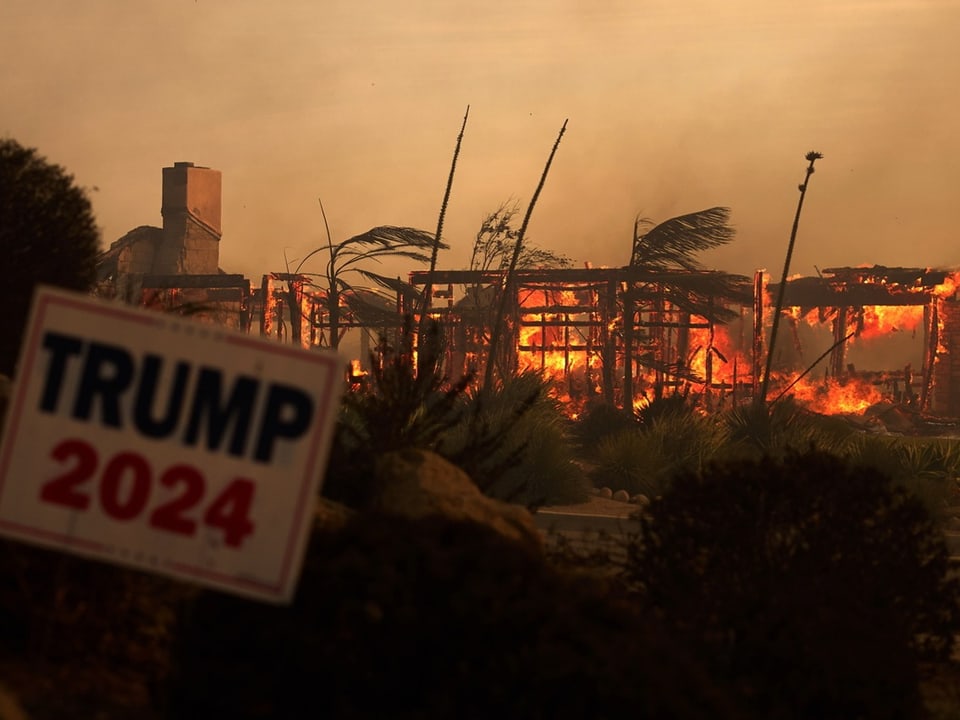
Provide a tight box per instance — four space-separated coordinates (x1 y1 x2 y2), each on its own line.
356 270 423 308
628 275 748 324
297 223 442 280
294 213 441 350
469 201 573 274
339 288 402 327
630 207 735 271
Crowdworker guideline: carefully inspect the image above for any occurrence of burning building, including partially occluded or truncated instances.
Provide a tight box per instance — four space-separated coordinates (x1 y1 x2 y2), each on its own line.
95 163 960 422
410 264 960 420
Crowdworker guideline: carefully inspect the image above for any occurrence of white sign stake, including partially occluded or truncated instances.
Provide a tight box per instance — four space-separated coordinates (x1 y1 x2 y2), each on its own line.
0 287 344 604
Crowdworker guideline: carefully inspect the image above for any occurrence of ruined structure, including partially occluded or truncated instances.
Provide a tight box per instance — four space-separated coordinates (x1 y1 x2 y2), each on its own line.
96 162 251 329
96 163 960 420
406 265 960 418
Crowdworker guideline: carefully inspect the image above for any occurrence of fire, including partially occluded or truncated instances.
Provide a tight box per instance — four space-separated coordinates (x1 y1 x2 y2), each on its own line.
856 305 923 341
931 271 960 298
687 324 750 390
517 289 589 374
781 375 884 415
515 287 596 414
489 269 955 420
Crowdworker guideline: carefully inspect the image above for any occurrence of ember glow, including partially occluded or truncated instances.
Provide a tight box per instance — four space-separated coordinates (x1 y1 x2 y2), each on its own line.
856 305 924 340
401 265 960 421
782 376 886 414
512 279 935 418
769 303 925 414
517 288 597 415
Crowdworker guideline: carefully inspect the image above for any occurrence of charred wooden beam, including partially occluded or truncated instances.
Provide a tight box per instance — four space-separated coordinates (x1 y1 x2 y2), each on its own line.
770 278 939 307
141 273 249 290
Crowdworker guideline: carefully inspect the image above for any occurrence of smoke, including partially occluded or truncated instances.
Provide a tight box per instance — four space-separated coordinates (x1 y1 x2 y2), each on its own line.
2 0 959 281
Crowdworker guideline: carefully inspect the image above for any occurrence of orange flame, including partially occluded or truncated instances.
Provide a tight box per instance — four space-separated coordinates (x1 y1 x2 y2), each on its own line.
856 305 924 341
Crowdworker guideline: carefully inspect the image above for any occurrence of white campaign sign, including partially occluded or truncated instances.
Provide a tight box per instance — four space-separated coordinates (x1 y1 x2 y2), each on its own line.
0 286 343 604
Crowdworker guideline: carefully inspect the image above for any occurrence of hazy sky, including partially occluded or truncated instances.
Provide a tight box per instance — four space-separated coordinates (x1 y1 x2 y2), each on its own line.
3 0 959 283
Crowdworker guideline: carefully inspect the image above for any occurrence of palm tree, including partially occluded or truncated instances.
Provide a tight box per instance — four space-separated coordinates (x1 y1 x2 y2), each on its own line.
622 207 749 404
293 201 443 351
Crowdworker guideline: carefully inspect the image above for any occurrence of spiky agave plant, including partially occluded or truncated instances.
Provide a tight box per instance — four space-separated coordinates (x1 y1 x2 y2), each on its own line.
324 317 470 508
439 371 591 507
417 105 469 349
591 409 727 498
846 435 960 521
720 396 842 461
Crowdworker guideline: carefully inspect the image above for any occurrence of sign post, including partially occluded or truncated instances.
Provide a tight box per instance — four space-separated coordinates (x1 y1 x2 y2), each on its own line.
0 287 344 604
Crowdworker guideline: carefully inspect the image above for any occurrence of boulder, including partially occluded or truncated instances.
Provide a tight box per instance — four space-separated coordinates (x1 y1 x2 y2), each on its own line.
372 449 542 548
315 496 355 531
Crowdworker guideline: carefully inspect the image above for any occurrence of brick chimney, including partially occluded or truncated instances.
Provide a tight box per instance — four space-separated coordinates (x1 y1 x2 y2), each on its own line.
156 162 222 275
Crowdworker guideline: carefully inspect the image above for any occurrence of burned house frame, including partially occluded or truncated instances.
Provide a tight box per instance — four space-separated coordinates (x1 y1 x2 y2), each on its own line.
95 162 960 418
404 265 960 416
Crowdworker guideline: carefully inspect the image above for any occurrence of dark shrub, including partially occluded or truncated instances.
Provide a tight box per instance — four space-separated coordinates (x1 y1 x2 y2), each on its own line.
625 449 960 720
0 542 190 715
589 411 727 498
167 514 742 719
571 400 636 457
440 372 591 506
0 139 100 374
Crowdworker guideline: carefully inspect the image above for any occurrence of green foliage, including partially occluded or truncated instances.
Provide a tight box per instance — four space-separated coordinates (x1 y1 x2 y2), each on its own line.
439 371 591 506
590 410 727 497
326 326 588 509
635 387 701 426
324 319 469 508
166 513 742 719
0 138 100 374
625 449 960 719
847 435 960 518
571 400 637 458
721 398 857 460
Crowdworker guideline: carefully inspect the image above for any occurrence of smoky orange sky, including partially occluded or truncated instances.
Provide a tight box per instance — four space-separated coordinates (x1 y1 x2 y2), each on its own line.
3 0 959 283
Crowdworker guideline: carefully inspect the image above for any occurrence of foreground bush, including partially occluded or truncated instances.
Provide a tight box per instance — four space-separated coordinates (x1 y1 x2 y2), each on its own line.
327 338 588 508
625 449 960 720
720 398 858 461
571 400 637 458
0 542 190 716
590 411 727 497
0 139 100 374
439 372 591 506
167 513 741 719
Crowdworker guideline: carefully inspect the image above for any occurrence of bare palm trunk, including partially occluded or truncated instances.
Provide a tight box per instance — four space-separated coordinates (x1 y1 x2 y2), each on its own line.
417 106 469 357
758 151 823 407
483 119 568 389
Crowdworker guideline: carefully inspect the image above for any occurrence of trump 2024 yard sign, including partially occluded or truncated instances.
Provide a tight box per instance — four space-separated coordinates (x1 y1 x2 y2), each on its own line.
0 287 343 604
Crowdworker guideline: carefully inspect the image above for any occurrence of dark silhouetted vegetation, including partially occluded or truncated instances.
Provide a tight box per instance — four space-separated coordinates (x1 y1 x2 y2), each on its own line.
0 138 100 374
439 371 591 506
624 448 960 720
166 513 742 720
